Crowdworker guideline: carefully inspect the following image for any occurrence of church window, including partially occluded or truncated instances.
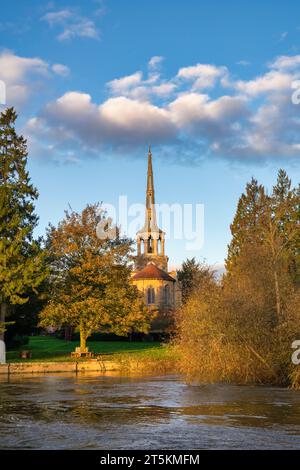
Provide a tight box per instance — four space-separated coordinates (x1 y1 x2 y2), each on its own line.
147 287 155 304
163 285 170 305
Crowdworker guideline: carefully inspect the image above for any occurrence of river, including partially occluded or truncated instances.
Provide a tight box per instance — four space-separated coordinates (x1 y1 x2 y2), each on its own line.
0 373 300 449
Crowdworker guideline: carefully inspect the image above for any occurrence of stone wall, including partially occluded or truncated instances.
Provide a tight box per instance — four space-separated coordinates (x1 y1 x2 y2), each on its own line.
132 277 176 309
0 360 121 375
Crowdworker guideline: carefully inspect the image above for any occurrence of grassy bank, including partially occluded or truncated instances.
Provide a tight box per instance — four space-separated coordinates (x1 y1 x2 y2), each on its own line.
6 336 178 372
111 346 179 374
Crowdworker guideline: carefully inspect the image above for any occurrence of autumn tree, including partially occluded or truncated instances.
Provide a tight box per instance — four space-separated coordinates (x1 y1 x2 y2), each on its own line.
39 204 152 352
176 170 300 387
0 108 45 342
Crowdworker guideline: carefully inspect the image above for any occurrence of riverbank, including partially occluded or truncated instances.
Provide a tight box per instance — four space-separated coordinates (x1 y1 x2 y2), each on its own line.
0 352 177 376
6 336 164 362
2 336 178 375
5 337 299 389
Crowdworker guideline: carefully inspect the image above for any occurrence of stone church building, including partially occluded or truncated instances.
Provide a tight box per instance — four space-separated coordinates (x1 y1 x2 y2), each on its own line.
131 148 181 332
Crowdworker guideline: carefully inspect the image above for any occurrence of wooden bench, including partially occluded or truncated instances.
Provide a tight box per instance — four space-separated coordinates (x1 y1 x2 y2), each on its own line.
71 347 94 358
71 351 94 358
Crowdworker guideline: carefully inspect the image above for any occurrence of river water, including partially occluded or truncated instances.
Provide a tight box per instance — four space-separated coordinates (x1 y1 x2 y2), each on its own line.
0 373 300 449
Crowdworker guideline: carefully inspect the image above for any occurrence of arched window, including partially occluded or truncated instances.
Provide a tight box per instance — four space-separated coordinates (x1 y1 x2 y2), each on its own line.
163 285 170 305
147 287 155 305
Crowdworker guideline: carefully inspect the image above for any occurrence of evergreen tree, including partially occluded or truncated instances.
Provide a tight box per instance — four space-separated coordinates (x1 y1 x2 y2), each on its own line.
0 108 45 340
271 169 300 286
261 170 300 321
177 257 214 303
226 178 265 272
226 169 299 323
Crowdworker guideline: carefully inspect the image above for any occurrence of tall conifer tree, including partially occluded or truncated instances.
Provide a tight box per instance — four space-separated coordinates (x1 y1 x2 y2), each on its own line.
0 108 45 340
226 178 265 272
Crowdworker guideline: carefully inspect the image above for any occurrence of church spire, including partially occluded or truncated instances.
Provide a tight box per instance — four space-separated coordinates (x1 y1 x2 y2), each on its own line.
135 147 168 270
146 146 156 230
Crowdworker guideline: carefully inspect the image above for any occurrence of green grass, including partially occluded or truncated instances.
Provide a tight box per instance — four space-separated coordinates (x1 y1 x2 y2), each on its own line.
6 336 164 363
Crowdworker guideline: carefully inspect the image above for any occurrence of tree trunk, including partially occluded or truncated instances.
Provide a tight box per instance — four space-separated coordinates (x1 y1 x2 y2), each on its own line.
273 267 281 323
0 303 7 342
268 220 281 324
79 321 88 353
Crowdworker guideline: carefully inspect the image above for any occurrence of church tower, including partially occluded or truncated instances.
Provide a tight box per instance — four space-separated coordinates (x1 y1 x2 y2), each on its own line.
135 147 168 271
131 147 181 332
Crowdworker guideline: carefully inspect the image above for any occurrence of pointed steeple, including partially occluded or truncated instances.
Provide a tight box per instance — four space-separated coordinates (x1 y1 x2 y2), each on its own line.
146 146 154 203
136 147 168 271
145 146 156 231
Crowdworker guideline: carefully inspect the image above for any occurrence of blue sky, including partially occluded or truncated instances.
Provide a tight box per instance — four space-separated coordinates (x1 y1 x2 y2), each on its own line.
1 0 300 270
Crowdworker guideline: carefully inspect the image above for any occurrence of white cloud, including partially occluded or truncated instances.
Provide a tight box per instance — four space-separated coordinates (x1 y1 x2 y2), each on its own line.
23 54 300 163
168 92 209 127
99 96 173 138
152 83 176 97
233 70 293 96
107 72 143 95
169 93 248 148
0 50 70 108
170 93 247 124
269 54 300 70
42 8 100 41
177 63 227 89
26 90 248 162
51 63 70 77
107 68 175 101
27 92 176 160
0 50 48 83
148 56 164 70
58 19 99 41
42 9 73 25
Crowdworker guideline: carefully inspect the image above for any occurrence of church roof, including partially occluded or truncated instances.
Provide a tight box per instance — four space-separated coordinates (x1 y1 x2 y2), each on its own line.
132 262 175 282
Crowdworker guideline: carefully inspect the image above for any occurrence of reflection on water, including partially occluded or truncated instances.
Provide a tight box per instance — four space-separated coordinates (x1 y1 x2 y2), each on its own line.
0 373 300 449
